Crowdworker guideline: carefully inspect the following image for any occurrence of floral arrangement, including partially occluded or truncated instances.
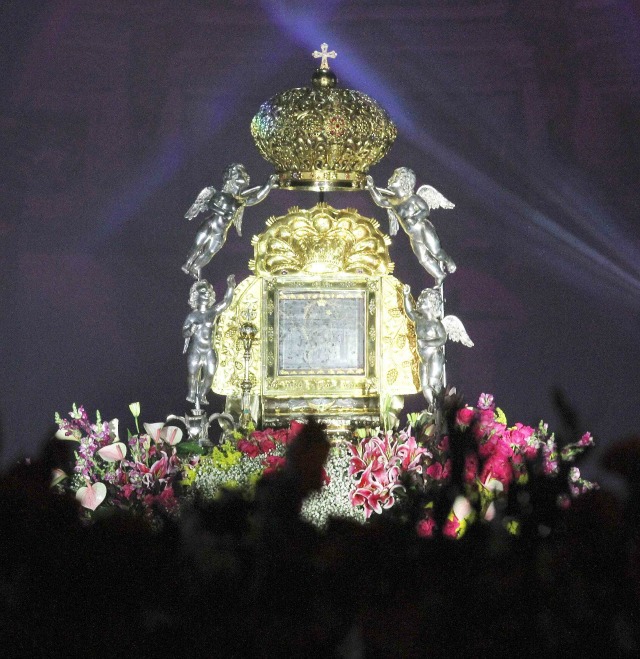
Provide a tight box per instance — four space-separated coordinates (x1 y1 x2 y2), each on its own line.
192 420 364 526
53 393 596 533
347 392 597 537
53 402 199 518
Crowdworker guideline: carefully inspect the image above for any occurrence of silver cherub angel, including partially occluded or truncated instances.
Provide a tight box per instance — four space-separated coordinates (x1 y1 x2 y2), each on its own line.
182 275 236 406
366 167 456 286
182 164 278 279
403 285 473 413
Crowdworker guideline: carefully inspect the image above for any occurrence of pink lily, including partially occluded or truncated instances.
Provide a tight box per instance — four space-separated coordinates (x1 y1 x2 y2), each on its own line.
150 452 169 479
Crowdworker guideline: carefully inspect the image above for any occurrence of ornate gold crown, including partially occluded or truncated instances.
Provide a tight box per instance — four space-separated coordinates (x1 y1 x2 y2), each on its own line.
250 203 393 276
250 49 397 192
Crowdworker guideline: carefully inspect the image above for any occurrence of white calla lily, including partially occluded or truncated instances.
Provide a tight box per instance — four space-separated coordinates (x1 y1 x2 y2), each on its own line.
55 428 80 441
50 468 67 487
160 426 183 446
97 442 127 462
76 481 107 511
144 422 165 443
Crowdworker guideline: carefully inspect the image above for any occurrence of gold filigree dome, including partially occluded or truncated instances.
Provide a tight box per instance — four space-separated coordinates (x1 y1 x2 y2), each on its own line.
250 204 393 277
250 71 397 192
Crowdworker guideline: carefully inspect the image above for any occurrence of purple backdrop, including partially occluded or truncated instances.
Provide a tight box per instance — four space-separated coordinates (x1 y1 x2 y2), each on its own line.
2 1 639 476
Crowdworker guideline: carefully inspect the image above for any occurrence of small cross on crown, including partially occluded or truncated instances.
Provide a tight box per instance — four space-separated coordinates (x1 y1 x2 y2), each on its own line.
312 43 337 70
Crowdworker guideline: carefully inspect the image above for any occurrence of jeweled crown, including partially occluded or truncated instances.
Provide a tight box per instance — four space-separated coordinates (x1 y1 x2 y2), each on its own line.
250 44 397 192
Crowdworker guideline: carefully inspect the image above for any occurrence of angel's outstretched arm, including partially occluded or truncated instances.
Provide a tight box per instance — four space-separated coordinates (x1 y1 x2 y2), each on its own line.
365 175 393 208
214 274 236 314
240 174 279 207
402 284 416 322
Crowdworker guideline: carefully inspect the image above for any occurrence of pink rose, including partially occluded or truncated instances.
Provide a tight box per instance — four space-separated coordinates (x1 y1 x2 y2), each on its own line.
416 517 436 538
456 407 475 426
443 517 461 538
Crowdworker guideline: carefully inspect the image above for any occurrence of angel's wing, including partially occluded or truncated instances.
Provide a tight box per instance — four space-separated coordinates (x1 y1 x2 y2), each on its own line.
416 185 455 211
184 186 216 221
232 205 245 237
387 209 400 236
442 315 474 347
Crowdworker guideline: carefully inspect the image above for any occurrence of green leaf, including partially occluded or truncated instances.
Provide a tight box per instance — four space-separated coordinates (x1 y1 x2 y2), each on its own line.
177 441 204 456
494 407 507 425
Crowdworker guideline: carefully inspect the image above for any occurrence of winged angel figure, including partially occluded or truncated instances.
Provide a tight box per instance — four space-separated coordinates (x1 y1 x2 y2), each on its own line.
366 167 456 286
182 164 278 279
403 285 473 412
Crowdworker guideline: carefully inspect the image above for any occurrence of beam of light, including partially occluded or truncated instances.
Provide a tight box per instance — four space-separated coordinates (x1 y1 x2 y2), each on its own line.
81 35 292 249
262 2 640 309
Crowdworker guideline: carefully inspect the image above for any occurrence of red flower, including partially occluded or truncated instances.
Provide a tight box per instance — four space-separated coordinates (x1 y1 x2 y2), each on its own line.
321 468 331 486
417 517 436 538
288 421 306 443
237 439 260 458
262 455 286 476
456 407 476 426
464 454 478 482
443 517 461 538
257 437 276 453
426 459 451 481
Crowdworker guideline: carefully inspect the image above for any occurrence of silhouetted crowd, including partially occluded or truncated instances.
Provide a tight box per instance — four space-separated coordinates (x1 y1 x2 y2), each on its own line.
1 414 639 658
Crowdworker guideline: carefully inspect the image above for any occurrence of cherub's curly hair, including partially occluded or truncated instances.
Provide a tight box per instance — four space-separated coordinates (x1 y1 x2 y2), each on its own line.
188 280 216 309
388 167 415 197
416 287 443 316
222 163 249 191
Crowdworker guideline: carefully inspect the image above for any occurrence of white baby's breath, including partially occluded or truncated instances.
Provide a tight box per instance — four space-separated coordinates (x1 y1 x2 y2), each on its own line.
301 443 365 528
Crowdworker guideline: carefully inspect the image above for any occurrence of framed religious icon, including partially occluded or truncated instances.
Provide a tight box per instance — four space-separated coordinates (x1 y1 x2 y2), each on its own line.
260 276 380 428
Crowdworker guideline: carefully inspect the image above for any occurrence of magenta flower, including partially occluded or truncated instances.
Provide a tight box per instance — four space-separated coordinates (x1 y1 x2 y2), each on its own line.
426 459 451 481
578 432 593 447
477 393 495 410
456 407 476 426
